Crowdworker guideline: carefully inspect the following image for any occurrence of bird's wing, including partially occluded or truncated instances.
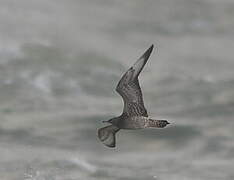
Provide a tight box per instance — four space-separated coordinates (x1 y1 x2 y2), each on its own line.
98 125 120 148
116 45 154 118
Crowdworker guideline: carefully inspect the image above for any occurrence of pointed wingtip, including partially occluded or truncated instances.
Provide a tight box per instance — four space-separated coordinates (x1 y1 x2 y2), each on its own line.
149 44 154 51
147 44 154 53
141 44 154 60
150 44 154 50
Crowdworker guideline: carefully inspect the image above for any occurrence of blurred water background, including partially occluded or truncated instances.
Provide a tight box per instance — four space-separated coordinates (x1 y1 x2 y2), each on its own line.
0 0 234 179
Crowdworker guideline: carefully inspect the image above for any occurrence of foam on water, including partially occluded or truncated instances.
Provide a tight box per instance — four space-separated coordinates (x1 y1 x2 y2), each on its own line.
70 157 97 173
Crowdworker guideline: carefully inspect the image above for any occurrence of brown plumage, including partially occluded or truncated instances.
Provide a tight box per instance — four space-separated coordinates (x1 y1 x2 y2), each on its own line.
98 45 170 148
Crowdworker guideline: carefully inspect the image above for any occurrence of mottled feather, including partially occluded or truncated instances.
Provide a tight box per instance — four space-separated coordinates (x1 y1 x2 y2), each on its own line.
97 45 168 149
116 45 154 118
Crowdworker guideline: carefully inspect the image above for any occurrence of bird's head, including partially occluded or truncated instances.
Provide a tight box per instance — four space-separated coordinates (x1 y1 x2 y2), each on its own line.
157 120 170 128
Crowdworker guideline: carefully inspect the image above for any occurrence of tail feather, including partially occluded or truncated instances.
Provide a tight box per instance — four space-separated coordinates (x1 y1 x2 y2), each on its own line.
98 125 120 148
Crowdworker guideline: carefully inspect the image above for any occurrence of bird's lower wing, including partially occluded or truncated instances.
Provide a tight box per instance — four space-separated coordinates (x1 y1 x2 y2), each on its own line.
98 125 120 148
119 79 148 117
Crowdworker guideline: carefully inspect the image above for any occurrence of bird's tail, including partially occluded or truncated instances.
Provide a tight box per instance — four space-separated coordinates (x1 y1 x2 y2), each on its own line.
148 119 170 128
98 125 120 148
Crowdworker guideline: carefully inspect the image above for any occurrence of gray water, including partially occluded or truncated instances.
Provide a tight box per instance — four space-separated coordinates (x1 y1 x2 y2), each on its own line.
0 0 234 179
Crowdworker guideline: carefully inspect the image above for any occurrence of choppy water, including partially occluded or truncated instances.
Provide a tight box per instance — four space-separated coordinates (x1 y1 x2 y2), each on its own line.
0 0 234 179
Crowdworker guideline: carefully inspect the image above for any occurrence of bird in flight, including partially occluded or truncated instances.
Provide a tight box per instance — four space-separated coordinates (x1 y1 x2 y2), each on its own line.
98 45 170 148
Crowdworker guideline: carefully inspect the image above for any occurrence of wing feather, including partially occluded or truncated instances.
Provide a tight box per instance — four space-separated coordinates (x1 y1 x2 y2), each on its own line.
116 45 154 118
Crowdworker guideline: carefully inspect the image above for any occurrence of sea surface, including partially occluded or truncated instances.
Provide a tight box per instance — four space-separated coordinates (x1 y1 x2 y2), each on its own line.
0 0 234 179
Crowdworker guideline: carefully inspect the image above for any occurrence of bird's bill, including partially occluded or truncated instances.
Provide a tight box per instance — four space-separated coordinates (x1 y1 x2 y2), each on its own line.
157 119 170 124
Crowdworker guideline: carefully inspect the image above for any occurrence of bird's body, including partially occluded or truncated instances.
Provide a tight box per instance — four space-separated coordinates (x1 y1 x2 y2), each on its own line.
109 116 169 130
98 45 170 148
119 116 149 129
113 116 149 129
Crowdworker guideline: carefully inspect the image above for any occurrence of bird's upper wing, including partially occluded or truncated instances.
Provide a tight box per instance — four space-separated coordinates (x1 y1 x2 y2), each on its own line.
116 45 154 118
